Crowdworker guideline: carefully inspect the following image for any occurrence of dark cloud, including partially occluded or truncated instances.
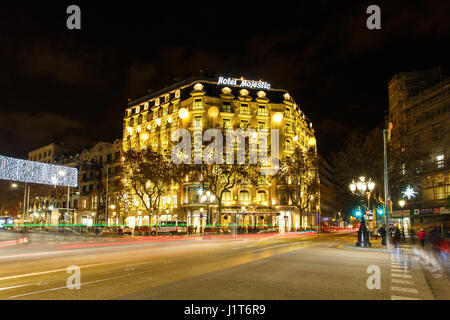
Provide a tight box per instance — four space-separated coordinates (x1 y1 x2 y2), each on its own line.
17 43 107 88
0 112 90 157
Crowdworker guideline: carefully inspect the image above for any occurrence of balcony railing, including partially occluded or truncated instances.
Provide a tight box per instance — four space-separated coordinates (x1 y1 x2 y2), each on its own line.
239 109 251 115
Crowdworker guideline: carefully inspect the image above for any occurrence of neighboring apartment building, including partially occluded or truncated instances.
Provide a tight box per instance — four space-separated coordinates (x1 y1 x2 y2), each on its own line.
77 140 122 226
318 156 345 227
122 76 319 231
27 143 67 163
388 67 450 223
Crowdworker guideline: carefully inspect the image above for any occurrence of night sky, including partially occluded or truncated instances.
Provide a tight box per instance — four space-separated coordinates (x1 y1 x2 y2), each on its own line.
0 1 449 159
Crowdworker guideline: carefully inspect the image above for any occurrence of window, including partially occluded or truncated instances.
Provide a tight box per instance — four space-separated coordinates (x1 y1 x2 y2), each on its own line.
257 190 267 202
223 190 232 201
401 163 406 175
163 107 168 116
285 139 292 150
194 116 202 128
165 94 170 102
43 152 47 157
136 105 140 113
193 98 202 109
48 150 51 156
437 154 445 169
239 190 250 201
240 120 248 129
223 118 231 129
240 103 249 114
258 105 267 116
222 101 231 113
258 122 266 130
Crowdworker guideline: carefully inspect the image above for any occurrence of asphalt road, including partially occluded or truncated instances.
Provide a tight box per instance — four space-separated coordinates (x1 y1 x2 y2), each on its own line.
0 231 445 300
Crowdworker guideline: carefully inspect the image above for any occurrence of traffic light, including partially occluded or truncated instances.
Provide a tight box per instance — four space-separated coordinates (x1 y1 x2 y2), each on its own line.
377 207 384 215
354 207 362 217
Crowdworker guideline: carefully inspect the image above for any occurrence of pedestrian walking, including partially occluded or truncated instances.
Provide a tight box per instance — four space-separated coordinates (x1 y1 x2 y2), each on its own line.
379 225 386 246
417 228 428 249
409 228 416 245
392 226 401 253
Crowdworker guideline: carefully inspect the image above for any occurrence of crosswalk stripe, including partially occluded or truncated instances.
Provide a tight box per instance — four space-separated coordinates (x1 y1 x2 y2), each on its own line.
391 273 412 279
391 279 415 285
391 286 418 294
391 295 421 300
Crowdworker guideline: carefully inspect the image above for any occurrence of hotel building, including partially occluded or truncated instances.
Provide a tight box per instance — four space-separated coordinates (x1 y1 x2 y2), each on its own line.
122 76 319 231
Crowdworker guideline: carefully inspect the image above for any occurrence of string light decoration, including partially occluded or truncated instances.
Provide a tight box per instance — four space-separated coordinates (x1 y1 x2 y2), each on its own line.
0 155 77 187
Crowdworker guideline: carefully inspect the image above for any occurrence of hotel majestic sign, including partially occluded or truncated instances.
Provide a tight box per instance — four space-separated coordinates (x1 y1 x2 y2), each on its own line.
217 76 271 90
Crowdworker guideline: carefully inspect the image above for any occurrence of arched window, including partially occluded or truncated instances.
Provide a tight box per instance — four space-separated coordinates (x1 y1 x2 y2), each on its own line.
239 190 250 201
257 190 267 202
223 190 232 201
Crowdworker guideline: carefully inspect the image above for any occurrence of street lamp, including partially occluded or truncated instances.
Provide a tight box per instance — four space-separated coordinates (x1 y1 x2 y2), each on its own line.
200 191 215 233
349 176 375 247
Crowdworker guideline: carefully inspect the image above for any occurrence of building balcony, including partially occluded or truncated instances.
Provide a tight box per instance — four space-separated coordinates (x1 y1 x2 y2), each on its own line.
239 109 251 115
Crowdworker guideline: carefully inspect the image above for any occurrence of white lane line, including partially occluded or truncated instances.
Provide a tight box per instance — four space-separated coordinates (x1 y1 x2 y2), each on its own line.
391 295 421 300
0 262 113 281
391 286 418 294
0 283 35 291
244 241 311 253
7 273 139 299
391 279 415 285
391 273 412 279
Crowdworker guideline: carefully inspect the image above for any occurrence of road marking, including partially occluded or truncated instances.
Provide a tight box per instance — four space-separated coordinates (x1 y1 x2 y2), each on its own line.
391 273 412 279
0 262 113 281
7 273 139 299
0 283 35 291
391 279 415 285
391 295 421 300
244 241 312 253
391 286 418 294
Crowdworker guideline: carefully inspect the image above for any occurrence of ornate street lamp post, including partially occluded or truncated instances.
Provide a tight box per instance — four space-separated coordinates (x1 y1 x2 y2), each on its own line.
200 190 215 234
349 176 375 247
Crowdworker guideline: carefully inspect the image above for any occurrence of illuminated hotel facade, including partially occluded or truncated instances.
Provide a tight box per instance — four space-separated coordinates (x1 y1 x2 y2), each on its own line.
122 76 319 231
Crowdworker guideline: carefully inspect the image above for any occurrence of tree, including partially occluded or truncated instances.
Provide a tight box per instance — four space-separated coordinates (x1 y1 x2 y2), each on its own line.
121 149 180 229
332 127 428 210
276 146 320 229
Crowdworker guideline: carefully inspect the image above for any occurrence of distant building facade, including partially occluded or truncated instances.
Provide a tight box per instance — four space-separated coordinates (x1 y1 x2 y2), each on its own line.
27 143 67 163
388 67 450 218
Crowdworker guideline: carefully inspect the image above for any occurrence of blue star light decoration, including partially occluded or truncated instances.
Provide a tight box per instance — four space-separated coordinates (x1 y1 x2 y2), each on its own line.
402 185 417 200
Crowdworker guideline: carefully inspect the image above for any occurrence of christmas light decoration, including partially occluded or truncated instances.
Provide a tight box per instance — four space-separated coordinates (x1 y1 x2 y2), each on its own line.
402 185 417 200
0 155 77 187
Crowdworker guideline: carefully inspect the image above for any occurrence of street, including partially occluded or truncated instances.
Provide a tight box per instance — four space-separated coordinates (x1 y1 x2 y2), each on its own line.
0 231 445 300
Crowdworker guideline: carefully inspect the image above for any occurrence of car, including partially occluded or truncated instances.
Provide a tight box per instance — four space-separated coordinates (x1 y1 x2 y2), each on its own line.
151 220 187 236
117 226 132 235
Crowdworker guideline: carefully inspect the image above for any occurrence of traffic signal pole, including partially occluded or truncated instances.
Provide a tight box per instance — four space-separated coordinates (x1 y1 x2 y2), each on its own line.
383 129 391 250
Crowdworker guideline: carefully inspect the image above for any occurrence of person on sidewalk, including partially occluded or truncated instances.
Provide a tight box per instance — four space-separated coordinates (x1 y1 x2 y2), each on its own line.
409 228 416 245
392 226 401 255
378 225 386 246
418 228 428 249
